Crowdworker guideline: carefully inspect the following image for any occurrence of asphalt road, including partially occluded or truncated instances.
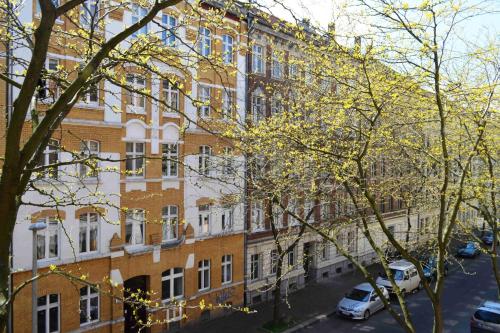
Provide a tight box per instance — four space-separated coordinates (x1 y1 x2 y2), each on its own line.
297 254 498 333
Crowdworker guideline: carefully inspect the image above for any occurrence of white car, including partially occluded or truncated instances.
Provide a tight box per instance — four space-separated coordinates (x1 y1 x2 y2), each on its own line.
337 283 389 320
376 260 422 296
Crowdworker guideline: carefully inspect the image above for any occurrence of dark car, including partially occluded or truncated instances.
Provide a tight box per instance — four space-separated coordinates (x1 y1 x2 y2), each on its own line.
482 232 496 246
422 256 449 281
471 301 500 332
456 242 481 258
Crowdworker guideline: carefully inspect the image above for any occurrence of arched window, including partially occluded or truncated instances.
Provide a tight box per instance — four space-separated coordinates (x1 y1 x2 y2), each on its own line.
161 268 183 301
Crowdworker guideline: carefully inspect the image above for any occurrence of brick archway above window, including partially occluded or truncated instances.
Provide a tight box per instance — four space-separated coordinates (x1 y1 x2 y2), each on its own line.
74 207 106 219
31 210 66 223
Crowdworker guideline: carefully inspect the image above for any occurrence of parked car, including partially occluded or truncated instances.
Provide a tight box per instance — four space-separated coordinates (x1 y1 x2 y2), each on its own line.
337 283 389 320
481 231 498 246
471 300 500 332
376 260 422 296
422 256 449 282
456 242 481 258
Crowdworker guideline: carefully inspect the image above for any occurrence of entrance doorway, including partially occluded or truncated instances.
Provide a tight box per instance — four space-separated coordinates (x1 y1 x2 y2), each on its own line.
124 275 149 333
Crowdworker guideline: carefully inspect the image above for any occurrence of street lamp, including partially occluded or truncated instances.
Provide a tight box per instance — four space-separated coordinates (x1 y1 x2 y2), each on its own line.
29 221 47 333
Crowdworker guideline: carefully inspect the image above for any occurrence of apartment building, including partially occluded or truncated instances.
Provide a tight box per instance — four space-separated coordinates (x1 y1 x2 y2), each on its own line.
7 1 247 332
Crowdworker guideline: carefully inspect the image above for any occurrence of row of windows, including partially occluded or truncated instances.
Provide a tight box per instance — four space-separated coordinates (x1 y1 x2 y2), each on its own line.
249 247 296 281
252 45 300 79
37 256 232 331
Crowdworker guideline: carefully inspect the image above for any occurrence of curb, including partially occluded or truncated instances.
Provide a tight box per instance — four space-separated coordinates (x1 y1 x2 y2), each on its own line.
282 311 336 333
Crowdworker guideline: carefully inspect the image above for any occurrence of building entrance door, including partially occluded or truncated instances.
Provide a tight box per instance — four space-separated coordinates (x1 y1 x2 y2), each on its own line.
124 275 149 333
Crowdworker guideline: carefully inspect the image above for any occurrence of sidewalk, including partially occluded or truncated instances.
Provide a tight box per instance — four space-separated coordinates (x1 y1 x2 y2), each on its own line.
179 264 381 333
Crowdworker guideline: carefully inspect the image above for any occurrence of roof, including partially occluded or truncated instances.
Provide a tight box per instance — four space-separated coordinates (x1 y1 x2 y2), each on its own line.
388 260 415 270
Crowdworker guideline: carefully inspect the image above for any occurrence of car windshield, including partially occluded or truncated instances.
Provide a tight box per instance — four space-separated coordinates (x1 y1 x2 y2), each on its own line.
474 310 500 324
381 269 405 281
346 288 370 302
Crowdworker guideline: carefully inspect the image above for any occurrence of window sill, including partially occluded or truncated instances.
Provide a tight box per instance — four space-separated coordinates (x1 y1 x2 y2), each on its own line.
75 103 104 110
161 239 182 249
126 107 146 115
162 112 180 118
124 244 152 255
80 319 100 328
125 176 145 181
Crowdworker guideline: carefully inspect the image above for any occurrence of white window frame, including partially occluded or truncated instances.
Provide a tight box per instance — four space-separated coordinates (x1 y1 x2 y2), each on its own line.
222 147 234 175
222 34 234 64
166 305 183 322
287 246 296 268
221 254 232 284
162 205 178 242
270 94 282 116
289 62 298 79
198 27 211 57
222 90 233 120
39 139 59 179
80 286 99 326
252 44 264 74
162 267 184 301
125 209 145 246
271 51 283 79
162 80 179 113
198 259 210 291
320 240 330 261
198 145 212 176
251 91 265 123
131 4 148 37
162 144 178 178
221 205 233 232
270 249 278 275
37 294 60 333
251 202 264 231
198 204 211 235
79 140 99 179
198 85 211 118
250 253 261 281
36 217 60 261
125 142 145 178
125 74 146 113
41 58 59 101
162 14 177 47
79 212 99 254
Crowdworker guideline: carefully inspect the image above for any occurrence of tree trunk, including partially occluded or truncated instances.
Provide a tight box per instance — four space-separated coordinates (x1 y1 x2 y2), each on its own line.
431 297 443 333
406 207 411 244
272 255 284 325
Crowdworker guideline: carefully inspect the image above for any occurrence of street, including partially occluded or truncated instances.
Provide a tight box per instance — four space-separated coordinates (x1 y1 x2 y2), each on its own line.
297 255 497 333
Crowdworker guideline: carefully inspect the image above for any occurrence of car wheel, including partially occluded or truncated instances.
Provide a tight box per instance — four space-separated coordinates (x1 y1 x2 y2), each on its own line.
363 310 370 320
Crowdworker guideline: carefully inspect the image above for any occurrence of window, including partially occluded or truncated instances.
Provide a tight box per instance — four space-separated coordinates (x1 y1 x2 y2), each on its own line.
80 0 98 28
272 206 283 228
221 254 232 284
162 144 178 177
36 217 59 260
347 230 356 253
198 145 212 176
251 202 264 231
252 44 264 74
289 62 298 79
162 80 179 112
251 91 265 122
39 58 59 101
162 268 183 300
320 202 330 221
250 253 261 280
270 95 282 116
270 249 278 275
79 140 99 179
161 14 177 46
221 205 233 231
271 51 283 79
222 147 234 175
222 90 233 120
79 213 98 254
287 246 296 268
80 286 99 325
125 74 146 112
131 4 148 37
222 34 233 64
198 204 211 235
84 84 99 105
198 85 211 118
198 27 211 57
38 139 59 179
162 206 178 242
125 209 145 245
37 294 59 333
198 259 210 291
321 240 330 260
167 305 183 322
125 142 145 177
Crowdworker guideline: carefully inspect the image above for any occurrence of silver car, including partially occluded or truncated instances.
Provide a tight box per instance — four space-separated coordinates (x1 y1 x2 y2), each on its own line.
337 283 389 320
471 301 500 332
